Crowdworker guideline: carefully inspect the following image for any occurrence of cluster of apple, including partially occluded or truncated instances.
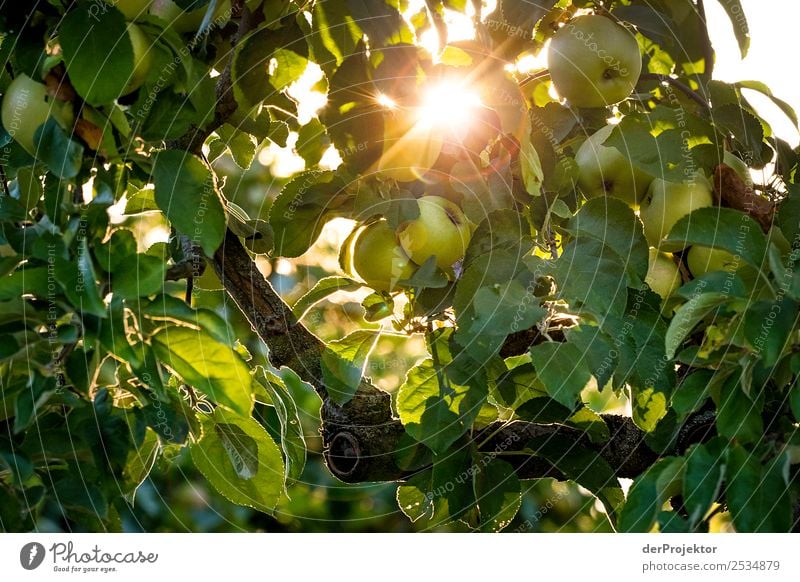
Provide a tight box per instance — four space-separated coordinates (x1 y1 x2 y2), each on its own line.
548 14 747 303
347 196 474 293
0 1 157 156
577 125 747 300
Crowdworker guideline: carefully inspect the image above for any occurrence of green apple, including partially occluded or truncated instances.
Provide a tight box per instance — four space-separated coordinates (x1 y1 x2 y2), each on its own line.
123 23 153 94
547 14 642 108
723 150 754 190
398 196 472 269
639 175 714 246
575 124 653 206
374 108 444 182
645 248 681 299
351 221 416 292
150 0 232 34
1 74 75 154
686 246 738 278
103 0 152 20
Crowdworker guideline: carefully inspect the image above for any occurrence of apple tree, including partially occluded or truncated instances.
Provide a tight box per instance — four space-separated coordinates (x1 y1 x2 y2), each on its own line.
1 0 799 532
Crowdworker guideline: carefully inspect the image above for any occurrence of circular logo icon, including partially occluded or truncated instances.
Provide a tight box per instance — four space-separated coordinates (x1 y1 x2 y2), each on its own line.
20 542 46 570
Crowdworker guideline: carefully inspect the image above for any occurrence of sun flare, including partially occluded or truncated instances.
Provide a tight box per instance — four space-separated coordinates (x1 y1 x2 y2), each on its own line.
417 81 483 129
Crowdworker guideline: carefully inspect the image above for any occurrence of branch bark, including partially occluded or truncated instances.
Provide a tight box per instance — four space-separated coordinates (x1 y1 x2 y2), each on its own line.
713 163 776 231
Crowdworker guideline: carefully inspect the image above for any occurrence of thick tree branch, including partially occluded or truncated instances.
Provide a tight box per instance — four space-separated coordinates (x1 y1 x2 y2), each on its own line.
211 232 403 481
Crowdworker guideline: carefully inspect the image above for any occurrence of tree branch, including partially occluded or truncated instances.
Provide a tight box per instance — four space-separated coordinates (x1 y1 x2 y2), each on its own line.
639 73 710 110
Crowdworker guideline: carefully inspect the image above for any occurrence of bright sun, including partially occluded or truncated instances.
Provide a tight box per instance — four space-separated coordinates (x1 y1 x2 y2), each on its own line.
417 81 483 128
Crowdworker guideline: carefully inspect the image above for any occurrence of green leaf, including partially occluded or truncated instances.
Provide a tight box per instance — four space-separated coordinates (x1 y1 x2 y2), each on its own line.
191 409 285 513
743 297 797 366
528 435 624 524
321 50 384 172
474 459 521 532
269 170 345 257
111 254 166 299
529 342 591 409
455 280 546 361
607 117 685 182
309 0 362 74
296 118 328 167
362 292 394 322
713 104 766 167
564 326 617 389
256 368 307 482
672 369 715 419
151 325 253 415
345 0 411 48
291 276 362 320
232 20 308 110
0 266 50 301
142 294 232 346
140 397 190 445
519 130 543 196
554 238 628 318
124 187 158 215
463 209 533 269
60 4 133 105
618 457 684 532
397 474 434 523
566 197 649 286
397 358 485 454
714 0 750 58
492 363 547 411
715 372 763 444
396 448 475 526
216 422 259 479
52 476 108 520
777 184 800 242
321 330 380 405
33 118 84 179
216 124 257 170
734 81 797 128
664 208 768 267
54 241 107 318
665 292 733 359
683 438 726 529
726 446 791 532
122 429 160 499
152 151 226 256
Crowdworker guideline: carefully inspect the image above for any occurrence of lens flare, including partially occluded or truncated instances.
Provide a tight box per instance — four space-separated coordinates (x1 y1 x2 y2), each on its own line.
417 81 482 129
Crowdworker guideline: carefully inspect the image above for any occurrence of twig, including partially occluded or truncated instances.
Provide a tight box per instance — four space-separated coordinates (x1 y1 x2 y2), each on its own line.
520 69 551 87
639 73 710 110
